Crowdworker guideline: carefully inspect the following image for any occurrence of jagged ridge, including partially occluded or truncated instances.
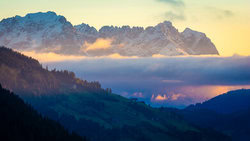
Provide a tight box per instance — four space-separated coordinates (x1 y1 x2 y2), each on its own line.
0 11 219 56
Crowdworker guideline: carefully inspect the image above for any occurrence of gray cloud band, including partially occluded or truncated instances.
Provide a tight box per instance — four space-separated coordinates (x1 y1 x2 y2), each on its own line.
48 56 250 86
47 56 250 107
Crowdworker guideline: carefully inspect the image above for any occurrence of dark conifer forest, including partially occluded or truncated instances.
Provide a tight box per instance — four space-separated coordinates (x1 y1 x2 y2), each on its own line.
0 84 85 141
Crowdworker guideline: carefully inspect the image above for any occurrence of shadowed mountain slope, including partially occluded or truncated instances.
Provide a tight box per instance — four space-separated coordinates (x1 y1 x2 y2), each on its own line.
0 84 84 141
177 89 250 141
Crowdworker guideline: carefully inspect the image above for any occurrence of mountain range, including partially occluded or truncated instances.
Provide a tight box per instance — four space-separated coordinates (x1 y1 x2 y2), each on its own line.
0 11 219 57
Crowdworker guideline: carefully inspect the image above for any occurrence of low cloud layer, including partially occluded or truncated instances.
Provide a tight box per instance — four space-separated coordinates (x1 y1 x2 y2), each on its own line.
21 51 86 62
45 56 250 108
21 51 139 63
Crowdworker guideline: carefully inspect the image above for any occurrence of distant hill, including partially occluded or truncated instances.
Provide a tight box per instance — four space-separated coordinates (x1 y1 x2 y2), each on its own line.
0 46 229 141
0 46 104 95
186 89 250 114
0 84 84 141
0 11 219 57
178 89 250 141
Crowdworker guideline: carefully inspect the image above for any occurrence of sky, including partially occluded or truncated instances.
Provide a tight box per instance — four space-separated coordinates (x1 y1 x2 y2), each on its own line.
0 0 250 56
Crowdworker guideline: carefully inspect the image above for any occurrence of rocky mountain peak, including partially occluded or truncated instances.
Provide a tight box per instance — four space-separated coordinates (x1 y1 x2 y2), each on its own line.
75 23 98 35
182 28 206 39
0 11 219 56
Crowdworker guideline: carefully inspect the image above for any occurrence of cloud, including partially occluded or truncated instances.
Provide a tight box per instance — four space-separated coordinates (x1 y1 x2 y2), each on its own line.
47 56 250 87
21 51 86 63
223 10 234 17
152 94 168 101
106 53 138 59
156 1 233 22
46 56 250 107
206 7 234 19
83 38 113 52
164 11 186 21
22 50 139 62
171 93 184 101
151 93 185 102
152 54 166 58
156 0 186 21
157 0 184 7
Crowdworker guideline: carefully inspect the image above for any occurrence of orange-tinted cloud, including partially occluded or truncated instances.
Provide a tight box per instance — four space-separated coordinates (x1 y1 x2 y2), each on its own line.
83 38 113 51
21 51 140 62
151 93 185 102
106 53 138 59
152 54 166 58
151 94 168 101
21 51 86 62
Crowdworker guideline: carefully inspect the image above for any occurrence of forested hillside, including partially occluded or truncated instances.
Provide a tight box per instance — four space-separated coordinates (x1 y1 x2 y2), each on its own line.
0 46 104 95
177 89 250 141
0 84 84 141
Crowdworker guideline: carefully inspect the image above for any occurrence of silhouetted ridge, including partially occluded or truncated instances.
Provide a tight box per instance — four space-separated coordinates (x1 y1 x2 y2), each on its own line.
0 84 85 141
186 89 250 114
178 89 250 141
